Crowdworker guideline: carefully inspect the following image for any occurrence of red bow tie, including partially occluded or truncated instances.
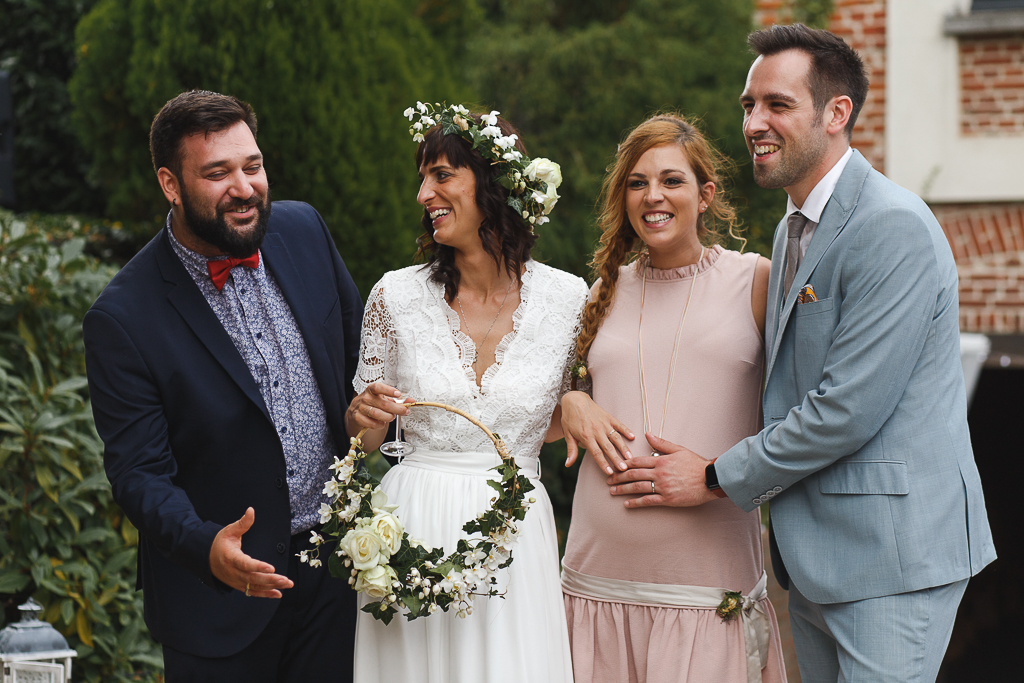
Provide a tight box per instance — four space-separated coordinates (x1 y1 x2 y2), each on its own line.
206 252 260 290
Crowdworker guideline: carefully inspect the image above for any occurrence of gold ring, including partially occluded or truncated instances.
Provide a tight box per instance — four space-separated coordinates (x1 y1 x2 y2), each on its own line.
650 481 656 494
245 582 251 597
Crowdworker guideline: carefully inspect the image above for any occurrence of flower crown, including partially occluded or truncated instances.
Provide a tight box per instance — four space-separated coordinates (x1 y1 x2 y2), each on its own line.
404 102 562 230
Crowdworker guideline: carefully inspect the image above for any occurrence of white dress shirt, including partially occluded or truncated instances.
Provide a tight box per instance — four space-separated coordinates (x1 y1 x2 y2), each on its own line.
785 146 854 257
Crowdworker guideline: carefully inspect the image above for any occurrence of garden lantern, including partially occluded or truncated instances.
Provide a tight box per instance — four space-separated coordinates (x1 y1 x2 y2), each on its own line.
0 599 76 682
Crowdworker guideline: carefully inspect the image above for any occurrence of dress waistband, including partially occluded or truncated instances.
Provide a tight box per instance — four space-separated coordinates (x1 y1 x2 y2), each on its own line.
561 566 770 683
396 449 541 480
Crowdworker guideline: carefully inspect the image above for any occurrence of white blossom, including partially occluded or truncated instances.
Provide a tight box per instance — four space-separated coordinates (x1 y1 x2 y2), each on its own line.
412 133 425 143
322 480 340 498
503 151 523 162
309 530 324 545
416 101 427 114
480 125 501 139
318 502 333 525
481 110 500 126
403 107 416 120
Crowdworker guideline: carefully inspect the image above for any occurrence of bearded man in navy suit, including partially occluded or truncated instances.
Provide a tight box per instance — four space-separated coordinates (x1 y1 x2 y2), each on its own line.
84 91 362 682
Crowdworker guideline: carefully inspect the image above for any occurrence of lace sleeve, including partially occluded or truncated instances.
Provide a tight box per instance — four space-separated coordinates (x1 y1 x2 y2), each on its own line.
354 279 395 395
558 278 591 399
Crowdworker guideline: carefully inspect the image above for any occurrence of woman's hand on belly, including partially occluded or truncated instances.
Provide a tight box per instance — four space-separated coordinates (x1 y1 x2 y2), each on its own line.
560 391 635 475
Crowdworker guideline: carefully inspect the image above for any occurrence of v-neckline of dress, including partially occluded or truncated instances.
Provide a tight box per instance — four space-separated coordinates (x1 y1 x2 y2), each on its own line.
440 260 534 395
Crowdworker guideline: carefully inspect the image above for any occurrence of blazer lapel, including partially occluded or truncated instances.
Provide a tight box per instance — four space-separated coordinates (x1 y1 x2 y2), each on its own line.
260 232 343 421
764 218 788 364
156 229 271 422
764 150 872 383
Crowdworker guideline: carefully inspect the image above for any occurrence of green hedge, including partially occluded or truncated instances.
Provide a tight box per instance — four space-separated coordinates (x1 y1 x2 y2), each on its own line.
0 209 161 681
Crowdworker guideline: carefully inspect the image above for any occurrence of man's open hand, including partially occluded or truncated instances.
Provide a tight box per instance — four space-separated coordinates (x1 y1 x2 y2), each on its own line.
210 507 294 598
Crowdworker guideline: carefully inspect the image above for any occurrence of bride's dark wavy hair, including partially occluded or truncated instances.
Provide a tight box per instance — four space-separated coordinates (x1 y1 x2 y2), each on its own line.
414 113 537 300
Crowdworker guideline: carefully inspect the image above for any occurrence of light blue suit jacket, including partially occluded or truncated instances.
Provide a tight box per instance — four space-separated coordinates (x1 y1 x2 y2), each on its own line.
717 151 996 604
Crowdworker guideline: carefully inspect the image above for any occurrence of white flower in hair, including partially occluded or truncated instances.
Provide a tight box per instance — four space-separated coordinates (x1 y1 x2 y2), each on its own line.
481 110 499 126
480 125 501 139
494 134 519 151
503 151 523 162
404 107 416 120
416 101 427 114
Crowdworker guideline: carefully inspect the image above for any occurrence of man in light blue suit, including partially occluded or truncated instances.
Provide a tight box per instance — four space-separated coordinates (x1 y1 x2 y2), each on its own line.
608 24 996 682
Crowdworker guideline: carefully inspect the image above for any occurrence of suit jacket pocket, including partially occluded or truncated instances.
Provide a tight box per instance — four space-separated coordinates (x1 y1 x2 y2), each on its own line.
794 296 834 317
818 460 909 495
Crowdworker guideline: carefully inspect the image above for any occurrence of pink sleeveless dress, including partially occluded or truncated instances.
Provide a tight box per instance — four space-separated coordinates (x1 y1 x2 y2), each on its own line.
561 246 786 683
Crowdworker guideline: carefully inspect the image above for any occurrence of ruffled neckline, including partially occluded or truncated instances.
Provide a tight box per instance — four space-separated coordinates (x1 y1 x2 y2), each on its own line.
439 260 534 392
640 244 723 282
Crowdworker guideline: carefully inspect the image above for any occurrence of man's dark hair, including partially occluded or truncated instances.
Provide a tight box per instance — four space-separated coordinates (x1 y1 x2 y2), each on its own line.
748 24 869 137
149 90 258 178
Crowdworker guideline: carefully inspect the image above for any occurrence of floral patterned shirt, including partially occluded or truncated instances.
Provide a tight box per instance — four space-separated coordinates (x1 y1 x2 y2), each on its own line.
167 218 336 535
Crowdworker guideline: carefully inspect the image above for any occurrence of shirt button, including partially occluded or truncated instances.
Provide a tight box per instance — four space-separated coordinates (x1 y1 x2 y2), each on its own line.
256 332 262 339
287 469 295 476
275 477 283 488
273 381 279 388
280 426 288 434
276 543 286 554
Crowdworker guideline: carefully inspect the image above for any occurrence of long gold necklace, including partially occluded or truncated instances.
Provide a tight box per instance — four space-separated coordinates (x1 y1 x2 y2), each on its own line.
637 246 704 452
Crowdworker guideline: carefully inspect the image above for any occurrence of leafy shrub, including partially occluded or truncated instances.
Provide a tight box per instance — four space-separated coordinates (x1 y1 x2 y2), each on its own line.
0 0 105 214
0 209 161 681
68 0 474 296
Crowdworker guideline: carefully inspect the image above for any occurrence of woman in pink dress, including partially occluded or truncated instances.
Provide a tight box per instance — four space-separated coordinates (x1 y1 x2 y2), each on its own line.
559 114 787 683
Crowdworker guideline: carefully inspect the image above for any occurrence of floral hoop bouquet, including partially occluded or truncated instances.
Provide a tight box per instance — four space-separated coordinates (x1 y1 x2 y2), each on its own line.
301 402 535 624
404 101 563 232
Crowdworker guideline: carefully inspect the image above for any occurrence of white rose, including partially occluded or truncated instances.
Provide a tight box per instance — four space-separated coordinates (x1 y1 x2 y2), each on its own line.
355 565 395 599
369 511 404 557
524 158 562 191
341 527 384 571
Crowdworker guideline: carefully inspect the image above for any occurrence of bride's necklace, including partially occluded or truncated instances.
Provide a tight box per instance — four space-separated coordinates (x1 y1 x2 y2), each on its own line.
455 277 515 366
637 246 704 455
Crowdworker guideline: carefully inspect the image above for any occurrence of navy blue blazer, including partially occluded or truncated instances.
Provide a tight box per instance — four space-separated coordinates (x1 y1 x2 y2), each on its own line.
84 201 363 657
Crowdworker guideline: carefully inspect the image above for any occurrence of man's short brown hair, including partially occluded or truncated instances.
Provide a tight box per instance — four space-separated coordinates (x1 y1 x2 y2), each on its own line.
748 24 869 137
149 90 257 178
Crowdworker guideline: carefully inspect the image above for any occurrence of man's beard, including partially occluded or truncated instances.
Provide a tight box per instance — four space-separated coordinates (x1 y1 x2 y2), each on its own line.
180 183 271 258
752 123 829 190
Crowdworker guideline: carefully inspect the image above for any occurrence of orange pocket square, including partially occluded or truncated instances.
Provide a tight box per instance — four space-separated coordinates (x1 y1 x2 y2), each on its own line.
797 285 817 304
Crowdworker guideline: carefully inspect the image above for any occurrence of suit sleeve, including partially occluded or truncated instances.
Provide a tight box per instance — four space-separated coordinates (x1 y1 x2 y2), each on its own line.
84 308 224 589
716 205 941 512
311 206 363 404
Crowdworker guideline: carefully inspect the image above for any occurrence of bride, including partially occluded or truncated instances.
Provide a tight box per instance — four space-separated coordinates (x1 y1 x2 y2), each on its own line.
343 105 586 683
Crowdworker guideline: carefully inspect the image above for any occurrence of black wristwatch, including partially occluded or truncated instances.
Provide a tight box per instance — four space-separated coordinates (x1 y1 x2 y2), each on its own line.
705 460 727 498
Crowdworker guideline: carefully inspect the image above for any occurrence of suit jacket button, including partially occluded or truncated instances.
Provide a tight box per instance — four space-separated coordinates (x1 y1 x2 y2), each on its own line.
276 542 286 554
276 477 283 488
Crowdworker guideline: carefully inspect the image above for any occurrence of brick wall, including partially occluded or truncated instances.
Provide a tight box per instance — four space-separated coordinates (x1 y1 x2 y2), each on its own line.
932 202 1024 333
754 0 887 173
754 1 1024 335
960 36 1024 136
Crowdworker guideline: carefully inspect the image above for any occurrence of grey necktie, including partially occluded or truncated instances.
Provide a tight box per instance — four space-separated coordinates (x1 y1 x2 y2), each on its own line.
783 212 808 297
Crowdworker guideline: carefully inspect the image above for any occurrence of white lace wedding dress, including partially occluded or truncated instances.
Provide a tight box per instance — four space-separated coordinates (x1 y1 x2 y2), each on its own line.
352 260 587 683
